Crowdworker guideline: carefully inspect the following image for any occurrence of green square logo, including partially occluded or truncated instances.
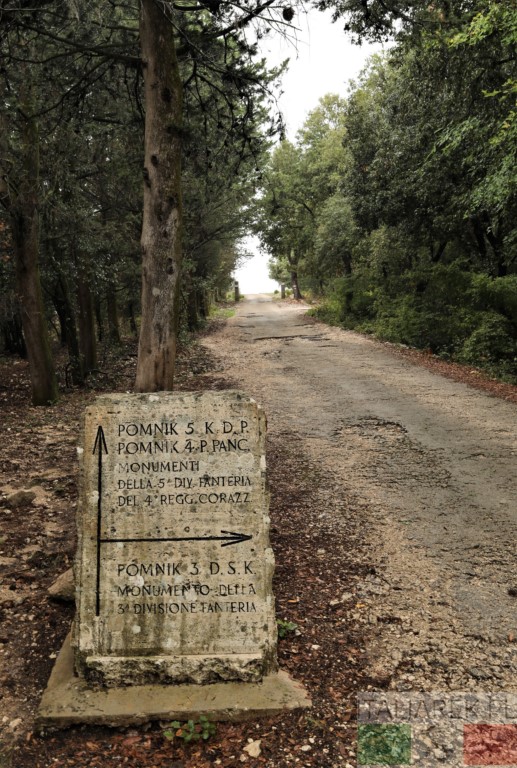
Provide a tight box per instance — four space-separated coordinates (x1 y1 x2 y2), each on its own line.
358 723 412 765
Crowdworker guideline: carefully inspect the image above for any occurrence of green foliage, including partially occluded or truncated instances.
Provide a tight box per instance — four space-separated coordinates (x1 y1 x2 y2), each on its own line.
209 306 236 319
256 95 352 296
459 313 517 380
315 264 517 381
0 0 284 372
268 254 292 286
469 275 517 324
270 2 517 385
277 618 298 638
163 716 216 743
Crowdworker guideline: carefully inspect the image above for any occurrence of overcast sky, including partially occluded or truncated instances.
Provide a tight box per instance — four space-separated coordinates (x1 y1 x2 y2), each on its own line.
234 10 383 294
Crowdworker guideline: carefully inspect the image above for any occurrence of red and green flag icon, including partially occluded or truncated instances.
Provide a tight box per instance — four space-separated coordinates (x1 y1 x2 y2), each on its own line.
357 722 517 766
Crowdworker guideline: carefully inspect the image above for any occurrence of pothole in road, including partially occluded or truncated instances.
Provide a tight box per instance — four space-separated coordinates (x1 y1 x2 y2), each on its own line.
333 417 407 439
252 333 331 342
332 417 451 489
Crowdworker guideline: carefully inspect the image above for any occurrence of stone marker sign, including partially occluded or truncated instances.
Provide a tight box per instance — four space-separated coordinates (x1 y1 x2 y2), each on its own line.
73 391 277 686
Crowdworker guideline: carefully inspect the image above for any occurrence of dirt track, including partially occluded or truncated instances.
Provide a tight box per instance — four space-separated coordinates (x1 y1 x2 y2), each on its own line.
203 295 517 690
1 294 517 766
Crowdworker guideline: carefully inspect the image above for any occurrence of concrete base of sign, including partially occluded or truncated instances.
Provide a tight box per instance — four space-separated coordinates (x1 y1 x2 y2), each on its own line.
37 635 311 729
79 652 267 687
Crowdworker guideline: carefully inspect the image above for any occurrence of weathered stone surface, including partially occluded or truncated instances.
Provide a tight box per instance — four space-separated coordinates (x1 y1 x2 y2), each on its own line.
48 568 75 603
37 634 311 728
72 391 277 686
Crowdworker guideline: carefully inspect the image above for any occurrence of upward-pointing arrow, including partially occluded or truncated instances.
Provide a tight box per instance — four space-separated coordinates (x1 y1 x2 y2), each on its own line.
93 425 108 456
93 426 108 617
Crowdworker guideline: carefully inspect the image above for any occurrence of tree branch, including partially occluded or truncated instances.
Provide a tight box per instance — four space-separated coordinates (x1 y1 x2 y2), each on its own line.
210 0 277 39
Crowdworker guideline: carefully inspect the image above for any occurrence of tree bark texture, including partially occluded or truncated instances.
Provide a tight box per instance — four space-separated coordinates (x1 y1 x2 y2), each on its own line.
1 309 26 357
288 250 303 300
290 271 302 300
135 0 183 392
127 301 138 336
186 280 201 330
106 281 122 345
11 108 58 405
52 272 84 385
76 260 98 375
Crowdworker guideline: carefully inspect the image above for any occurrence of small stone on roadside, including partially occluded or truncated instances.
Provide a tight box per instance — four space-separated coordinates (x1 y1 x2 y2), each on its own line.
468 667 490 680
48 568 75 603
243 740 261 758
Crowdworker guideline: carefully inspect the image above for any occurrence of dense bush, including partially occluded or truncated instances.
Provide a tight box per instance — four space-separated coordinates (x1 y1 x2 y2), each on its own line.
314 264 517 382
264 2 517 386
459 313 517 380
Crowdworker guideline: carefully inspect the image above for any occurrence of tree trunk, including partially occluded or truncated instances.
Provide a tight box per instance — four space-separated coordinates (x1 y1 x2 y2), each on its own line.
11 107 58 405
2 310 26 357
52 288 68 347
106 281 122 345
470 215 488 262
76 262 97 375
342 251 352 276
290 270 303 300
135 0 183 392
288 249 303 300
484 220 506 277
430 241 447 264
127 301 138 336
94 297 104 343
187 284 201 330
53 273 84 385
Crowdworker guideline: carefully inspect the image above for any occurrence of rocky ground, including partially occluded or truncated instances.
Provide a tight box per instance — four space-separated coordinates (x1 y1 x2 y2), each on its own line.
0 298 516 767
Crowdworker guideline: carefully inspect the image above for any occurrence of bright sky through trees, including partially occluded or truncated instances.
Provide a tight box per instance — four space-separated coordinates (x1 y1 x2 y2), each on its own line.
235 10 384 294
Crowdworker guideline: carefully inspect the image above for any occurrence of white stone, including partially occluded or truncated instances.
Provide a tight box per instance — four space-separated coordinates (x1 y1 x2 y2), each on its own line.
243 740 261 757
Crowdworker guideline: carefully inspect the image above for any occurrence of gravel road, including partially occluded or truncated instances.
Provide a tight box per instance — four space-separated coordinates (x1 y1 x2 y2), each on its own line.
203 294 517 690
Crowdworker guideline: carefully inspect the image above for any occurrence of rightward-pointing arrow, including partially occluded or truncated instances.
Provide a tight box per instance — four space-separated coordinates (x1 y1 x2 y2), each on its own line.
93 425 108 616
100 530 253 548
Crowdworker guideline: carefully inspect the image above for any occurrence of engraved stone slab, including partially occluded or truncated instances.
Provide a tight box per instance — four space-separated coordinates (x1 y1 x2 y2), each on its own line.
73 391 277 686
